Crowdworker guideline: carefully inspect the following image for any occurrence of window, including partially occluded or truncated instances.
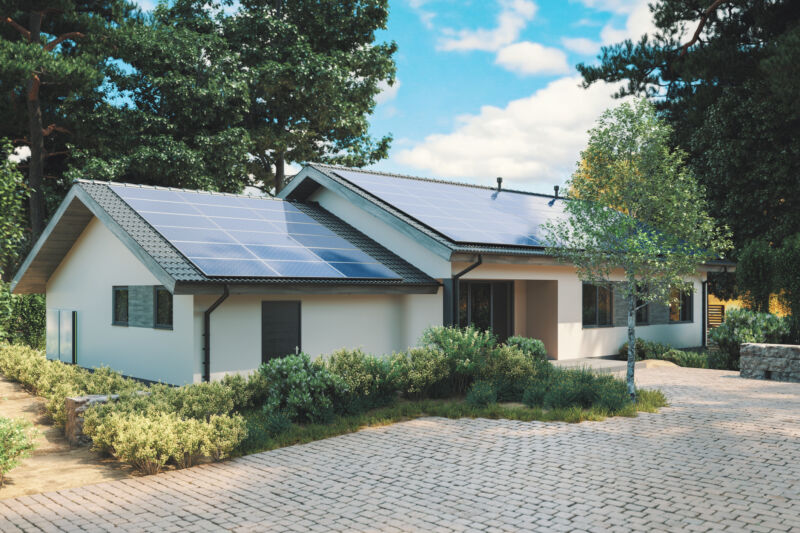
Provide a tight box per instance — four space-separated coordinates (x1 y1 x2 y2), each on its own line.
669 288 693 322
112 287 129 326
457 281 513 342
583 283 613 327
636 302 649 325
154 287 173 329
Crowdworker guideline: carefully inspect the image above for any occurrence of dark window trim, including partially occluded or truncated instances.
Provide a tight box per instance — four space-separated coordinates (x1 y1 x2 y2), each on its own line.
582 283 614 328
112 286 129 327
153 286 174 330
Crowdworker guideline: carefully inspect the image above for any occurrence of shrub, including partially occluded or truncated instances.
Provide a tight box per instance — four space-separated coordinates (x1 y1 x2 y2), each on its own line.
0 281 45 350
465 380 497 407
420 325 497 394
592 375 631 412
658 349 708 369
202 414 248 461
162 382 235 420
263 410 293 436
390 347 449 400
0 417 37 486
709 308 790 370
617 338 671 361
538 368 632 412
258 353 345 423
505 336 547 360
105 412 179 475
522 381 548 407
324 348 397 412
480 345 548 402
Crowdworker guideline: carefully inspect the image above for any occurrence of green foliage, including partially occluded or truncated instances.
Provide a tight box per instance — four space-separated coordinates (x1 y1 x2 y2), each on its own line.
479 345 547 402
709 309 789 370
465 381 497 407
0 417 37 486
658 349 708 369
419 325 499 395
0 138 28 275
258 353 346 424
616 339 672 361
0 281 45 349
543 99 730 396
522 381 548 408
389 347 450 400
505 336 547 360
226 0 396 191
775 233 800 342
737 239 777 312
522 368 631 414
323 348 397 413
578 1 800 265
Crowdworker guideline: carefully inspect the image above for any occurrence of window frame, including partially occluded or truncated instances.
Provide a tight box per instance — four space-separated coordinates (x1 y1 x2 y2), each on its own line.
669 288 694 323
153 286 174 330
582 283 614 328
112 286 129 326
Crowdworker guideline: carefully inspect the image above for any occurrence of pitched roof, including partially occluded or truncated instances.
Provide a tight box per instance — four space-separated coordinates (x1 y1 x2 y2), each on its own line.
11 180 438 294
283 163 568 257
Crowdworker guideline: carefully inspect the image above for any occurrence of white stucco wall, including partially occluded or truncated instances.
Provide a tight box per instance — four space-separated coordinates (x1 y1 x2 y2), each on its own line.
46 218 195 384
309 187 452 279
458 262 704 360
195 289 442 380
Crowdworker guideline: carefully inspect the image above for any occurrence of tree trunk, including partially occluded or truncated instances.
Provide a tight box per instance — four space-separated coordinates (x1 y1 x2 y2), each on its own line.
26 11 46 239
626 289 637 402
274 154 285 194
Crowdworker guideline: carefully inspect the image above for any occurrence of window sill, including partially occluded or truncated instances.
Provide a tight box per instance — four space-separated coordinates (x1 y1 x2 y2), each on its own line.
154 324 173 331
669 320 694 324
582 324 615 329
111 322 129 327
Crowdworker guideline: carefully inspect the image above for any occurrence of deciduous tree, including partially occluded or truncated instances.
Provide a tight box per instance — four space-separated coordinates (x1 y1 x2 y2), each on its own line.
543 100 730 399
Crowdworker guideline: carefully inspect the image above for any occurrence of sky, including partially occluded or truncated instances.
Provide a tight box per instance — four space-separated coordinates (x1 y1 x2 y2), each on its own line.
132 0 657 194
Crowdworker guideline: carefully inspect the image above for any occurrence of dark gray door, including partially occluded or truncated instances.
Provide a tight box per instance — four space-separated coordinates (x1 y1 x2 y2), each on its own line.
262 301 301 363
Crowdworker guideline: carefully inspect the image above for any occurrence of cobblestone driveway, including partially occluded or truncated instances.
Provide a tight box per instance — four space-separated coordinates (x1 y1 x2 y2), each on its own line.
2 367 799 532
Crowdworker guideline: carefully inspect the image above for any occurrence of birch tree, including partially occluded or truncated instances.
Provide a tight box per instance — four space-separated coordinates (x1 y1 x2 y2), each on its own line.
543 99 730 400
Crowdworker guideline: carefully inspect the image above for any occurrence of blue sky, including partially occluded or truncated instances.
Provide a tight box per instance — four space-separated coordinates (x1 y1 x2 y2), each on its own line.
132 0 655 193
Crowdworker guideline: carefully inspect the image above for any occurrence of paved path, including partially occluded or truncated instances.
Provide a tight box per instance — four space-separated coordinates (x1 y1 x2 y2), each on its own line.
1 367 799 532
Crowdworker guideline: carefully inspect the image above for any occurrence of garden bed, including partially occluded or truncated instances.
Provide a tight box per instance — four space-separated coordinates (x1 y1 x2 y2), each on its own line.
0 327 667 479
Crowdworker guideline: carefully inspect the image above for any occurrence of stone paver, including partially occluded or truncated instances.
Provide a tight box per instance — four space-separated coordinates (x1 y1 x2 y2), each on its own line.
1 367 799 532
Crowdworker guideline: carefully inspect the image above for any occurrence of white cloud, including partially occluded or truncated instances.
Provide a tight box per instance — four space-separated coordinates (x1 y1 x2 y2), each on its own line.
495 42 570 75
437 0 537 52
375 79 401 105
394 76 626 189
572 0 643 14
561 37 602 55
8 146 30 164
408 0 436 29
599 1 656 43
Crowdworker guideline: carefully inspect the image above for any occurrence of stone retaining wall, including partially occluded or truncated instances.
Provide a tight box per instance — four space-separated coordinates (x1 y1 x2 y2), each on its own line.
740 343 800 383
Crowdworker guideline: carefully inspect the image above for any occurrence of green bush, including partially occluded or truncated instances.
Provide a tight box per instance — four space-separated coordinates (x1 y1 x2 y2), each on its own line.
258 353 346 423
709 308 790 370
617 338 671 361
505 336 547 360
84 409 246 473
0 281 45 350
420 325 497 394
161 381 235 420
480 345 548 402
0 417 37 486
390 347 450 400
465 380 497 407
592 375 631 412
324 348 397 412
522 381 549 407
658 349 708 369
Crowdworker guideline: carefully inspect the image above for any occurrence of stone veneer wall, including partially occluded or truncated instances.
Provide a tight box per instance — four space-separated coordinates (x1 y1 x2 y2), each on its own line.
740 343 800 383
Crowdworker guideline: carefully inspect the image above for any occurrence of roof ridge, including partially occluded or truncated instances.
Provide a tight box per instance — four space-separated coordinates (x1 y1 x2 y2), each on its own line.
74 179 280 201
309 163 559 200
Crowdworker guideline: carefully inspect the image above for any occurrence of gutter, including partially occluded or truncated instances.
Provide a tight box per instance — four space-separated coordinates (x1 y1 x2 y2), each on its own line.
203 285 229 382
450 255 483 326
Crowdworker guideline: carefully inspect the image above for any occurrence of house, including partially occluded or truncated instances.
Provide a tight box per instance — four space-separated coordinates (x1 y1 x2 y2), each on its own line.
11 164 731 385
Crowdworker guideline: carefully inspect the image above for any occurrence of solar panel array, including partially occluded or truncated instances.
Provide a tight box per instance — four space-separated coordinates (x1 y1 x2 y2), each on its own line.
331 169 567 247
109 185 401 279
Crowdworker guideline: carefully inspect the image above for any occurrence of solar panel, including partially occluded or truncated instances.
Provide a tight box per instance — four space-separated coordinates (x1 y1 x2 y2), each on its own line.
110 185 401 280
332 169 567 248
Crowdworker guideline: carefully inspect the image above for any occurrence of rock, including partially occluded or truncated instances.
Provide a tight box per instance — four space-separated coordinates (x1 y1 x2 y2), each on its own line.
740 343 800 383
64 394 118 446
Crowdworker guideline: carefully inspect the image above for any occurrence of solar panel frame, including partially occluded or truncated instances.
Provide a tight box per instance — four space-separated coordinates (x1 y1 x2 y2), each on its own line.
109 184 401 280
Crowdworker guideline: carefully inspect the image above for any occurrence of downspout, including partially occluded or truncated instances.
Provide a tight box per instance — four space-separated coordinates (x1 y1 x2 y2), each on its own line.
701 280 708 348
451 255 483 326
203 285 229 382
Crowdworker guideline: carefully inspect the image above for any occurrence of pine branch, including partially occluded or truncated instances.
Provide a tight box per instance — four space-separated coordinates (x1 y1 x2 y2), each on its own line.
45 32 85 52
4 17 31 41
680 0 729 57
42 124 71 137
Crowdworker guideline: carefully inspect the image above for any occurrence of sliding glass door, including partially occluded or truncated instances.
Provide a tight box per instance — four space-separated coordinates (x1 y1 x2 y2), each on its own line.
457 281 513 342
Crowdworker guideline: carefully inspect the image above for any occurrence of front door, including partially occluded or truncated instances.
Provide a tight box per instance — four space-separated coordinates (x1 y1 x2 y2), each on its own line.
262 301 301 363
458 281 513 342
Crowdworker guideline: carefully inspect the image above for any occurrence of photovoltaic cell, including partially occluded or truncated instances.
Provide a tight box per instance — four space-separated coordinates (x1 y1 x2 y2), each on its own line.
332 169 567 248
109 184 401 280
